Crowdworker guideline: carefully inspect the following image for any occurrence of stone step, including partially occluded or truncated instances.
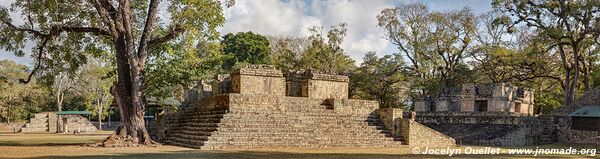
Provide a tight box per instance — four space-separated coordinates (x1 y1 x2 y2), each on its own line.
176 127 389 137
34 113 48 118
169 135 401 147
20 127 48 132
25 123 48 128
201 140 404 148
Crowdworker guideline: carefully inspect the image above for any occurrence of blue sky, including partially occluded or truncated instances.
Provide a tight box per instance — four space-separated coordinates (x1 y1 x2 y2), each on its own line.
0 0 493 65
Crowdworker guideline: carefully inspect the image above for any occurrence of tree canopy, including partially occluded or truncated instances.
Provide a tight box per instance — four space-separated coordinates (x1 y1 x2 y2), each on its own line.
221 31 271 71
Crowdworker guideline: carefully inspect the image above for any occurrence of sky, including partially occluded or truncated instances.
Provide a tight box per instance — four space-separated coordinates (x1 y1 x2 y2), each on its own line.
0 0 493 65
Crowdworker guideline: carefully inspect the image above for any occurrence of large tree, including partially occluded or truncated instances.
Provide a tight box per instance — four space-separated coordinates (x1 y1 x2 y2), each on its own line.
268 36 309 71
0 0 229 145
351 52 408 108
0 60 51 123
377 3 475 95
493 0 600 105
301 23 356 73
221 31 271 71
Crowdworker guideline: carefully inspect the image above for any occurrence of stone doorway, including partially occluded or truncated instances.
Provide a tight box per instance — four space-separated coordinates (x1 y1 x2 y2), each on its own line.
514 102 521 113
475 100 488 112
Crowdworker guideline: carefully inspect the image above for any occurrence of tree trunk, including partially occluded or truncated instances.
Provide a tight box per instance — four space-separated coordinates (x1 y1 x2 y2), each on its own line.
56 77 63 112
97 92 103 130
110 34 154 145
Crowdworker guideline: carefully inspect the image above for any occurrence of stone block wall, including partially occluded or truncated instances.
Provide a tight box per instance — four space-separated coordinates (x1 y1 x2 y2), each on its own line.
482 124 541 146
416 112 532 125
333 99 379 116
415 112 544 146
286 71 305 97
225 93 377 114
303 80 348 99
231 65 286 96
401 119 456 147
377 108 403 137
285 70 349 99
553 116 600 144
60 115 98 133
212 74 231 95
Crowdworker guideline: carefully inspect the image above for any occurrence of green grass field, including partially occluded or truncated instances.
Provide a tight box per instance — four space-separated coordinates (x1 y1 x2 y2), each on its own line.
0 132 598 158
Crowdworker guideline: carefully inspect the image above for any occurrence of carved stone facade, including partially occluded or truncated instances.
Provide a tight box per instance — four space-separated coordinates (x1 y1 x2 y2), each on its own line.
414 83 534 115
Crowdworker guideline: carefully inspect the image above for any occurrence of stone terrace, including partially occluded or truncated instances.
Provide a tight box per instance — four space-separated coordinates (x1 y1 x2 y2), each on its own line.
161 65 455 149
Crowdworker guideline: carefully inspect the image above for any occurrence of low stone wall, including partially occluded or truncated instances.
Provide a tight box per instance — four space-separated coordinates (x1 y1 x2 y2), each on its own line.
416 112 543 146
61 115 98 133
554 116 600 144
402 119 456 147
376 108 456 147
416 112 532 125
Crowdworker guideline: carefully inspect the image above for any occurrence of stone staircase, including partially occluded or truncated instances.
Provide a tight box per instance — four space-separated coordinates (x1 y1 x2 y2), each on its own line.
537 116 557 144
165 97 405 149
20 112 57 133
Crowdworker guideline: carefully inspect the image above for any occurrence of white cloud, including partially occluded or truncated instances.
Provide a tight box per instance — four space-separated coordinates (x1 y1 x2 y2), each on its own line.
220 0 398 64
220 0 321 37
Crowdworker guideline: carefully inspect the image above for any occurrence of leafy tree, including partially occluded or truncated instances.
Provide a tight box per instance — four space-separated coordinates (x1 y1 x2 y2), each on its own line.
493 0 600 105
301 23 356 73
70 60 114 130
351 52 408 108
146 41 226 100
377 3 475 96
221 32 271 71
0 0 230 145
268 36 309 71
0 60 52 122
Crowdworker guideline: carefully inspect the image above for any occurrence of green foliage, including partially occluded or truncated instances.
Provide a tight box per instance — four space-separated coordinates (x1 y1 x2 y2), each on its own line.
593 65 600 88
146 41 226 100
268 36 308 71
377 3 475 96
0 60 53 122
351 52 408 108
493 0 600 105
300 23 356 73
221 32 271 71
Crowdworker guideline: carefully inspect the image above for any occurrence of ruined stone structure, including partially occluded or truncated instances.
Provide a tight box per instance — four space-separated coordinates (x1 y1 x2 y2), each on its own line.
414 83 534 115
20 112 97 133
286 70 349 99
541 87 600 144
158 65 454 149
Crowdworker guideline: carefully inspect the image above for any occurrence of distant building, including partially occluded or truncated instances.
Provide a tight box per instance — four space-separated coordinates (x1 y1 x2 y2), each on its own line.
414 83 534 115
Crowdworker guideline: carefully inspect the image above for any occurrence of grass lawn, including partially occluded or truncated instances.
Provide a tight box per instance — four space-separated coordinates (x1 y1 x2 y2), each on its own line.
0 132 598 158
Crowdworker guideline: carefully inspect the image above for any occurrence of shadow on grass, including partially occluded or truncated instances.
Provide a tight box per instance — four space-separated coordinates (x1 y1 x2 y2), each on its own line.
0 141 86 146
24 150 597 159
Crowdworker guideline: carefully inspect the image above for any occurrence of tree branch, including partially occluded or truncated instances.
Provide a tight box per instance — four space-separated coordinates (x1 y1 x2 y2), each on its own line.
148 25 185 47
137 0 159 63
19 38 50 84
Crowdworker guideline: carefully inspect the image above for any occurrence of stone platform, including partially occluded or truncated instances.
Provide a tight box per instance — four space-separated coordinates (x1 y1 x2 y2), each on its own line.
157 65 455 149
163 94 404 149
